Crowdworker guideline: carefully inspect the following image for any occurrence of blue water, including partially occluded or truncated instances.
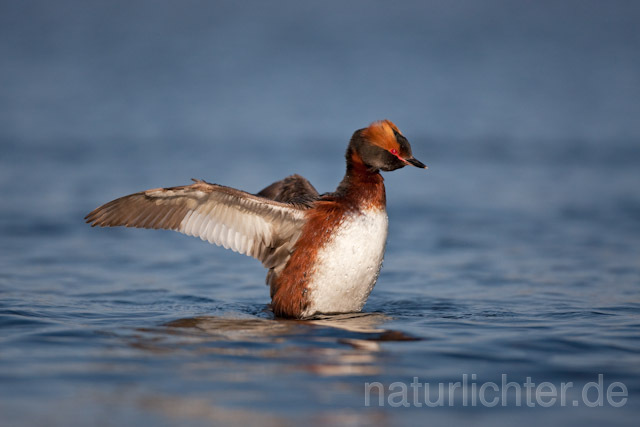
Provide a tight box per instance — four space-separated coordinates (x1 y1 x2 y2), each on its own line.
1 1 640 426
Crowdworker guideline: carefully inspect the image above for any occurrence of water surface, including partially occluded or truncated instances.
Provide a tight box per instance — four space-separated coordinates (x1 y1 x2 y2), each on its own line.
1 1 639 426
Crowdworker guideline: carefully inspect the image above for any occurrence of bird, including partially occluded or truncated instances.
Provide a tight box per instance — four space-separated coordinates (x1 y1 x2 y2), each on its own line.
85 120 427 319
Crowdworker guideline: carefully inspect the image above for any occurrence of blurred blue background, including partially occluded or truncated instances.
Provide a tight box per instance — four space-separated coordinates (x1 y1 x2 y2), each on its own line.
1 1 639 426
2 0 640 145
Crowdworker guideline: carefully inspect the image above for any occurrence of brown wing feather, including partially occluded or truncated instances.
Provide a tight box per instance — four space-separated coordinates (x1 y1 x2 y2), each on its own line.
85 179 308 268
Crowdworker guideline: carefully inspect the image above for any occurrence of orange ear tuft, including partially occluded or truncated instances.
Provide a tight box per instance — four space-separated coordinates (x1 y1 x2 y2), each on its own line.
362 120 401 151
381 119 401 135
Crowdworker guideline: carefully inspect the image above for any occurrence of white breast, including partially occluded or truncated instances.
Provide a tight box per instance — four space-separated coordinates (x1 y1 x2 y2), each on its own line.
302 208 388 317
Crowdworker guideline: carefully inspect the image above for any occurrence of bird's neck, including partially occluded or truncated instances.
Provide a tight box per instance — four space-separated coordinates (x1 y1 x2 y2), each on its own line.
335 149 386 209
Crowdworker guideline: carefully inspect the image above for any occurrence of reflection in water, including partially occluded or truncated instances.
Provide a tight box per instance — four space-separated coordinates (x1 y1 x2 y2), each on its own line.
130 313 419 376
118 313 416 425
166 311 391 333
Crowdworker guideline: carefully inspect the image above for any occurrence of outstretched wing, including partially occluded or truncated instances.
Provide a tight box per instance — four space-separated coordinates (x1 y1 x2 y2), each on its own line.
85 179 308 268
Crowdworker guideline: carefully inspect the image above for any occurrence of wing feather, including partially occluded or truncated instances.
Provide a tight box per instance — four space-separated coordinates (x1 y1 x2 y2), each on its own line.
85 179 308 268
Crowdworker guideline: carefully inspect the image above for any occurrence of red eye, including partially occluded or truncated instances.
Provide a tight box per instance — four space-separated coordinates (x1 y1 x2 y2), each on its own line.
390 148 398 155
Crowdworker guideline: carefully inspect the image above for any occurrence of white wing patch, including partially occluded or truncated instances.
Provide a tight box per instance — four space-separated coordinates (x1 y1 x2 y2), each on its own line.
179 206 273 259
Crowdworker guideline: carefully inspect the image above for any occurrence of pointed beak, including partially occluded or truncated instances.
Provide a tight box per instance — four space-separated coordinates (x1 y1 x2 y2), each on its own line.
406 157 427 169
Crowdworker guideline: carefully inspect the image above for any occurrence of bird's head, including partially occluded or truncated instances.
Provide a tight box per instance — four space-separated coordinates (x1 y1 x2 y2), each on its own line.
348 120 427 172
